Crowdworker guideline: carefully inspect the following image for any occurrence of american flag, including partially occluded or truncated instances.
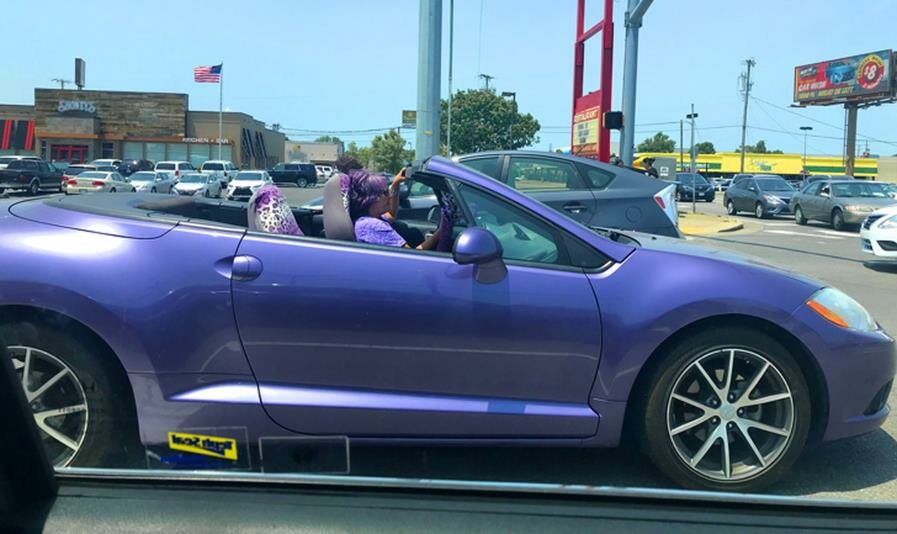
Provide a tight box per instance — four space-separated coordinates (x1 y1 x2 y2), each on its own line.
194 64 222 83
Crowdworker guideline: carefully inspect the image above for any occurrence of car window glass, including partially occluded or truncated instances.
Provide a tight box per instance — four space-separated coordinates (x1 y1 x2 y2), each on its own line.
577 164 615 189
507 157 585 191
820 184 830 196
460 157 502 180
409 181 434 197
455 183 562 265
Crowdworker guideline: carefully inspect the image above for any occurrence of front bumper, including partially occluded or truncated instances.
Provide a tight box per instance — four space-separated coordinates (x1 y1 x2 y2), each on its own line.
764 200 791 215
787 305 896 442
844 210 877 225
860 227 897 258
679 189 714 201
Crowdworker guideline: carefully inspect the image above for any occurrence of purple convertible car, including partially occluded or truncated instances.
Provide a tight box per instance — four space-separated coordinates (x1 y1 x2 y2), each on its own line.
0 156 893 491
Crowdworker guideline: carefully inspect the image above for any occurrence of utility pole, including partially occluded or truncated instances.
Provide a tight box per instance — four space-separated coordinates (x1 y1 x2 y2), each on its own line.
416 0 443 160
845 103 858 176
687 105 698 214
739 59 755 173
51 78 72 90
679 120 684 172
620 0 654 166
799 126 812 170
446 0 454 156
478 73 494 90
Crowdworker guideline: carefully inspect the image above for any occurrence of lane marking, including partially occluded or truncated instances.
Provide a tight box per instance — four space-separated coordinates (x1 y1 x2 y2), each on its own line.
815 229 855 237
765 229 843 240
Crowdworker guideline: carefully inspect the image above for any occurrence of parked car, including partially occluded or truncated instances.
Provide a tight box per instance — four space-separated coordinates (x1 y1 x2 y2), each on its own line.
724 174 796 218
200 160 239 185
269 162 318 187
456 151 679 238
63 170 134 194
799 174 853 191
155 161 197 180
172 172 223 198
860 205 897 259
315 164 334 181
129 171 177 194
0 158 63 195
711 177 731 192
0 155 892 493
790 180 897 231
882 182 897 199
61 164 98 183
226 170 273 201
0 154 42 170
673 172 715 202
89 158 122 168
118 159 155 177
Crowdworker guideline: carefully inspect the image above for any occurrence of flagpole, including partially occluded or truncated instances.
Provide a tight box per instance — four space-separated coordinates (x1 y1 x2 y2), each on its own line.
218 62 223 160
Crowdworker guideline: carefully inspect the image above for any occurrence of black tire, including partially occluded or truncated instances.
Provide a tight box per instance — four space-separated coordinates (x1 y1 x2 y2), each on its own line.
109 188 116 193
637 326 812 492
725 199 736 215
297 178 308 188
29 180 39 196
150 187 157 193
794 205 807 225
755 202 766 219
0 320 140 468
831 209 845 231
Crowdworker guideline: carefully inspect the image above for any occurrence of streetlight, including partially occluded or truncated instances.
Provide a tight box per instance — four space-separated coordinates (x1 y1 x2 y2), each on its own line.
686 105 698 213
501 91 517 150
800 126 813 171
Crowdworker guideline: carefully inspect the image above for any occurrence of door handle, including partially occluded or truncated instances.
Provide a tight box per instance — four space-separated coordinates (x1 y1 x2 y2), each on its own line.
563 203 588 214
231 255 264 282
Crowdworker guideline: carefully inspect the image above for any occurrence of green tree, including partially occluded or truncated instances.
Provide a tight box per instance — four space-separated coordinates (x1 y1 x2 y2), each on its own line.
440 89 540 154
694 141 716 154
369 129 414 173
637 132 676 153
315 135 343 144
738 139 783 154
344 141 374 168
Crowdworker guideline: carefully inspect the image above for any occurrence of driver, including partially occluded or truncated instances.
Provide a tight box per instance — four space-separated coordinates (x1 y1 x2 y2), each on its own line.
347 169 444 250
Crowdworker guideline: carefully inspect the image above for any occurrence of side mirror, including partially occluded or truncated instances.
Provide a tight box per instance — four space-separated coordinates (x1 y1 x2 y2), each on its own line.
452 227 507 284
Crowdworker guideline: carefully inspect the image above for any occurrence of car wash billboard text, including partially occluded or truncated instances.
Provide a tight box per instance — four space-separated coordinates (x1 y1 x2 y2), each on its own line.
794 50 894 105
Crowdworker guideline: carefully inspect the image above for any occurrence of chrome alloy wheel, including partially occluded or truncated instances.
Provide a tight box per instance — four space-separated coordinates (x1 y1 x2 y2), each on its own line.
666 348 794 482
10 345 89 467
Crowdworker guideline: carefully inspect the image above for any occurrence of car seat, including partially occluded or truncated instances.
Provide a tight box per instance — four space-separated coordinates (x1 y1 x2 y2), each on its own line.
247 184 303 235
322 173 356 241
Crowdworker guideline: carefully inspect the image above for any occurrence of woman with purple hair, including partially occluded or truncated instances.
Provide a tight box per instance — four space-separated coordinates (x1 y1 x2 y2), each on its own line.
347 169 444 250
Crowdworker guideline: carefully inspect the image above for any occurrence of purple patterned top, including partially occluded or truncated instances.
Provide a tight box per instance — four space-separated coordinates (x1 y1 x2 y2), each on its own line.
248 184 303 236
354 216 406 247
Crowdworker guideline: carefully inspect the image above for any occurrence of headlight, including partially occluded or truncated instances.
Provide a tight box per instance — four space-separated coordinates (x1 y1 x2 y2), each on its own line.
846 205 873 213
806 287 877 331
879 214 897 229
763 194 783 203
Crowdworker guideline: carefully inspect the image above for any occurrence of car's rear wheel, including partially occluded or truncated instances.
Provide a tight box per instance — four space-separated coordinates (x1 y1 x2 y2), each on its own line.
794 205 807 225
638 327 811 492
109 188 116 193
726 199 736 215
1 321 140 468
832 209 845 231
297 178 308 188
29 180 39 196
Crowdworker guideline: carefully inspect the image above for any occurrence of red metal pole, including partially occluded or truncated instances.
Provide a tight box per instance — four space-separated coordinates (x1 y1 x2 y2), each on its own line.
599 0 614 162
572 0 585 151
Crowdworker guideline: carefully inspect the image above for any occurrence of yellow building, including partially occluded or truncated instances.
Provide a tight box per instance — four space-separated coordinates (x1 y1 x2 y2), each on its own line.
634 152 878 180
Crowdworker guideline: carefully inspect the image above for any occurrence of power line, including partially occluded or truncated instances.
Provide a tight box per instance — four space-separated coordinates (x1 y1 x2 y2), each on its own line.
752 98 829 155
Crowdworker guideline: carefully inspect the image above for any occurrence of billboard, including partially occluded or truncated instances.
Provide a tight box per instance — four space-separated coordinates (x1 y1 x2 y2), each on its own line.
572 105 600 156
401 110 416 128
794 50 894 105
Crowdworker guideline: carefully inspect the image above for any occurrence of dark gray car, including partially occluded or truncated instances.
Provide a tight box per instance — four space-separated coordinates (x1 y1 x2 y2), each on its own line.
455 151 680 238
789 180 897 230
724 174 796 218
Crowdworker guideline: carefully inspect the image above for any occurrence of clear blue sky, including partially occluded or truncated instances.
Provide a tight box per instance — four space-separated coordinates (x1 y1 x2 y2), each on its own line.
3 0 896 156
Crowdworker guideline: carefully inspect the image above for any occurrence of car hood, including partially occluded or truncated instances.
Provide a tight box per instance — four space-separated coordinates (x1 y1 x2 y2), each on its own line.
621 230 823 288
230 180 265 187
841 198 897 209
175 182 204 189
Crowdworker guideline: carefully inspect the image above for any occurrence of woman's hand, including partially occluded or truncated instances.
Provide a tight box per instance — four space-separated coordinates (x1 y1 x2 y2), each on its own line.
391 168 407 190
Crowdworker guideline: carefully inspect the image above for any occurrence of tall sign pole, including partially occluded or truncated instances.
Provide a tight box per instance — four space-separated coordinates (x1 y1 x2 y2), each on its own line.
218 62 224 160
571 0 613 161
416 0 442 160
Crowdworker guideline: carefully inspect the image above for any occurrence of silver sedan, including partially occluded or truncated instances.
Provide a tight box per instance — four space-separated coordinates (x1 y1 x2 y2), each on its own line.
172 173 223 198
129 171 177 194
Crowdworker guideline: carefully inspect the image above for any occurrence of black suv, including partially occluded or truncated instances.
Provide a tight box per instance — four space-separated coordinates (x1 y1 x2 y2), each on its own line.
269 162 318 187
118 159 155 177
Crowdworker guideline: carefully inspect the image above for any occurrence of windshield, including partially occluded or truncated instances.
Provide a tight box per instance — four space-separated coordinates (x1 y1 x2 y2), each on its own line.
6 0 897 515
756 179 794 192
832 182 892 198
676 173 708 184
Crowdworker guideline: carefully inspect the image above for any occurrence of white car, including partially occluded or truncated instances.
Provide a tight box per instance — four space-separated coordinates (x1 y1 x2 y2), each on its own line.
0 155 41 170
200 160 239 184
226 170 273 201
172 173 223 198
64 171 134 195
315 165 334 180
155 161 196 180
88 158 122 168
860 205 897 259
129 171 177 194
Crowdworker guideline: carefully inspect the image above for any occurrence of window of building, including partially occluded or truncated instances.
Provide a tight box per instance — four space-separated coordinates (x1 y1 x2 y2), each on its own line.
101 142 115 159
188 144 210 168
39 141 47 160
123 142 143 160
145 143 165 162
167 143 188 162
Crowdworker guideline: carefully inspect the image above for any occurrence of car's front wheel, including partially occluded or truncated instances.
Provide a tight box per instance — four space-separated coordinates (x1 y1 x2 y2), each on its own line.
297 178 308 188
755 202 766 219
638 326 811 492
832 209 845 231
29 180 40 196
1 321 140 468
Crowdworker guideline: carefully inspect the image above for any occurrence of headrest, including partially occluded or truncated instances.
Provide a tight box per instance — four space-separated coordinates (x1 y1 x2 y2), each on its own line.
322 174 355 241
247 184 303 235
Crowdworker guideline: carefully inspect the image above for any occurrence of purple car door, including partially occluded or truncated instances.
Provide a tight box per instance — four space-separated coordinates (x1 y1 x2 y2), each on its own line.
231 230 602 438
